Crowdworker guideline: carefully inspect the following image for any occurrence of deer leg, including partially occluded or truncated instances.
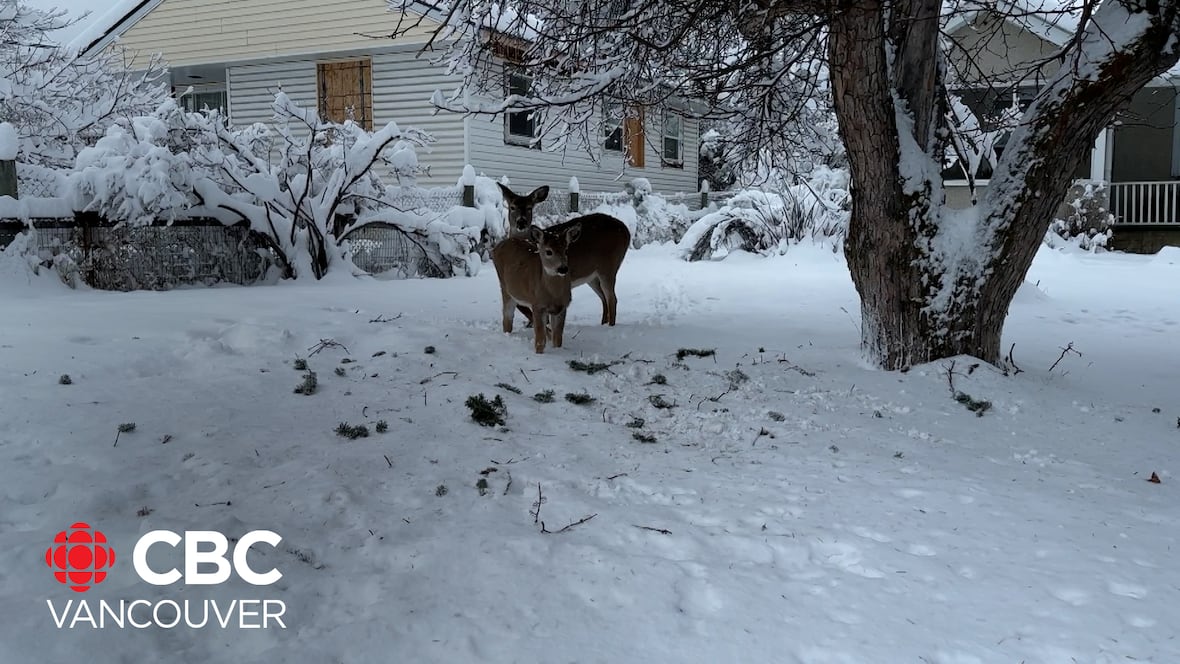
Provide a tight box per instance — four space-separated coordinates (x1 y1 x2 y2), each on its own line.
517 305 534 328
501 291 516 334
533 310 548 354
588 277 609 325
599 272 619 326
551 308 568 348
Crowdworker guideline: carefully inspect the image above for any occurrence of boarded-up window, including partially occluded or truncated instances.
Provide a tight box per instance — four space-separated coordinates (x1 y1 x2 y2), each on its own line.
603 103 644 167
624 108 645 168
317 59 372 130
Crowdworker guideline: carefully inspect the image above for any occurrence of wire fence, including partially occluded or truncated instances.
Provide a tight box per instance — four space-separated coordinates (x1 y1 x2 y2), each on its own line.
16 163 67 198
14 220 270 291
2 178 738 290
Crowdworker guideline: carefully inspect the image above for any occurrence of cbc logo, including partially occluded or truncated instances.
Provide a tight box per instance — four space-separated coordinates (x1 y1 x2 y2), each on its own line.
45 523 116 593
46 523 282 591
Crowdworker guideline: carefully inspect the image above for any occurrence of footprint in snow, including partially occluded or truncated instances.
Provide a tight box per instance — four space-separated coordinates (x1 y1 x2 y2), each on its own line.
1107 581 1148 599
849 526 891 543
809 540 885 579
1123 615 1156 628
1050 587 1090 606
907 543 937 557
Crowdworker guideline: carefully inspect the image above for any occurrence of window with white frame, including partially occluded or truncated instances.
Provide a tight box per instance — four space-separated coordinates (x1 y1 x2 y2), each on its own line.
504 68 538 147
662 112 683 167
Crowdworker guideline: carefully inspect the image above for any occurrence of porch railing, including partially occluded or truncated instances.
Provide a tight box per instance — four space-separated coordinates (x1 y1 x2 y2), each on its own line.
1109 181 1180 225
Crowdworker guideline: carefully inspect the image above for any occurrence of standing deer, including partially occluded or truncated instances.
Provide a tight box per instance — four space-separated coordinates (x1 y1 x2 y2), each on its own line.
497 183 631 326
492 223 583 354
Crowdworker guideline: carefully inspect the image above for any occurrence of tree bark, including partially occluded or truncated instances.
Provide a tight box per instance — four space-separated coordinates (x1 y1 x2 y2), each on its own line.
832 0 1180 370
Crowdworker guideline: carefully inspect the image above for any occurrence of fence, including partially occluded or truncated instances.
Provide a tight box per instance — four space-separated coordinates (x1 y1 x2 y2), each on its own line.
1109 181 1180 225
1 159 736 291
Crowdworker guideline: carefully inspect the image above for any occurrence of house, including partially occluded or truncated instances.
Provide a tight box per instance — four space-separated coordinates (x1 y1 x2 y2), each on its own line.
943 5 1180 250
76 0 702 196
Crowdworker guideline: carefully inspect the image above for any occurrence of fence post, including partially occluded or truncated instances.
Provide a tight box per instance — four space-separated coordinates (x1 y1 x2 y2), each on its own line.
0 122 15 199
699 180 710 209
461 164 477 208
569 176 580 214
0 160 15 200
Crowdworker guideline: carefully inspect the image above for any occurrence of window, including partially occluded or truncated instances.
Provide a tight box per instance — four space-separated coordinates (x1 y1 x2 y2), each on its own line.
603 103 623 152
317 59 372 130
662 112 683 167
601 103 645 167
179 86 227 117
504 68 538 147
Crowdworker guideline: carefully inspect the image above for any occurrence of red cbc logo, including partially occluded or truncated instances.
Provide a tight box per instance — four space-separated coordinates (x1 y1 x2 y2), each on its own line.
45 522 116 593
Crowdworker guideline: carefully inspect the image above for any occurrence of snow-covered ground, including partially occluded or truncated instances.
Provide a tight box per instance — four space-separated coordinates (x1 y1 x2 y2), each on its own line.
1 242 1178 663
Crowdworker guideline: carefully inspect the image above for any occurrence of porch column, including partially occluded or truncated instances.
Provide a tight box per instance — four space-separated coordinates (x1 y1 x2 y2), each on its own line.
1089 127 1112 183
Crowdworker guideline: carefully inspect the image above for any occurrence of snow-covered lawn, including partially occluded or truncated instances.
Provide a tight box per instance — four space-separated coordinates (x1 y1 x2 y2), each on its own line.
1 243 1178 663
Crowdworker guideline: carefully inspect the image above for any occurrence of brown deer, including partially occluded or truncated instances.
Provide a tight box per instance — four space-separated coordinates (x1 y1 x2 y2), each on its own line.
497 183 631 326
492 223 583 354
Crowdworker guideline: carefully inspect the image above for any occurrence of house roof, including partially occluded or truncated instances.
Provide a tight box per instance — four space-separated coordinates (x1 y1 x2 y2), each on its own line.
71 0 448 56
942 1 1079 47
943 0 1180 82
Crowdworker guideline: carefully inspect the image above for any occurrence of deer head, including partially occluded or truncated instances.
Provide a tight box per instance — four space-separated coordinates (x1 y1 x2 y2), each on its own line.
499 183 550 237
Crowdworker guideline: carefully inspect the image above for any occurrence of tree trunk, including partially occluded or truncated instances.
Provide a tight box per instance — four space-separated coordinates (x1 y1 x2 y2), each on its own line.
831 0 1180 370
830 0 975 370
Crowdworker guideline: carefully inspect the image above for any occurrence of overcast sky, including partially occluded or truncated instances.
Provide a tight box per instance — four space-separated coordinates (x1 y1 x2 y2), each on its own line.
24 0 112 44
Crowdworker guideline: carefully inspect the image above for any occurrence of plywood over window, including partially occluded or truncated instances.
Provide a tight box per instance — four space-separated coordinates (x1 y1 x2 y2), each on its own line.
317 59 372 130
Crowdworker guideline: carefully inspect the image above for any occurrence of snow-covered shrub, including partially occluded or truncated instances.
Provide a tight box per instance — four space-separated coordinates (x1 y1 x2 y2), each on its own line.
0 229 82 288
68 93 482 279
1043 181 1112 252
678 166 850 261
698 128 738 192
0 1 168 168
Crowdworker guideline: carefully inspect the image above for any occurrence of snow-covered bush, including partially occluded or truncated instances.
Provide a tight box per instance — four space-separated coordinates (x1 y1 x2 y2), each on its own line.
68 93 482 279
585 189 699 248
678 166 851 261
0 1 168 168
1043 181 1113 252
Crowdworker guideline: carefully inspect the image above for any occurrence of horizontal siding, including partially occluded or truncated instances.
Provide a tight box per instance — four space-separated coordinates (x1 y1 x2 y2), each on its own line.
946 13 1060 83
116 0 438 68
228 60 318 129
227 54 465 186
466 98 700 195
371 51 466 186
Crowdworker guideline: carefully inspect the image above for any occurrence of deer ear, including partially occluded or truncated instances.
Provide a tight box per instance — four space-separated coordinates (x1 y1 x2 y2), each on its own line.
498 183 514 200
529 226 545 243
531 186 550 203
566 223 582 244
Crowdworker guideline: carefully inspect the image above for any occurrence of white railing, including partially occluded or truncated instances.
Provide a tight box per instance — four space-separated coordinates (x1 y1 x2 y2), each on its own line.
1109 181 1180 225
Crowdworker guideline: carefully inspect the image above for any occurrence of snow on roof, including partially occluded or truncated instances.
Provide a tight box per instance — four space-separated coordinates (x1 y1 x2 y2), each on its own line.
944 0 1180 80
68 0 155 54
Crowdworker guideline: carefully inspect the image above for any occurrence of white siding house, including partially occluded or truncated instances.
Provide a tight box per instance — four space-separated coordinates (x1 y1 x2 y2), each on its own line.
80 0 702 194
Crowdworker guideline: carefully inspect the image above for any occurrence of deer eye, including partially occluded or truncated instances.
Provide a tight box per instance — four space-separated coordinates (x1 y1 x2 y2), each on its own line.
545 250 554 256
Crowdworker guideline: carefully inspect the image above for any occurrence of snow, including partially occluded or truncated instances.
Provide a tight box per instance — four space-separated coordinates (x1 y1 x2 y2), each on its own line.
2 242 1178 661
568 176 579 194
0 196 73 218
459 164 477 187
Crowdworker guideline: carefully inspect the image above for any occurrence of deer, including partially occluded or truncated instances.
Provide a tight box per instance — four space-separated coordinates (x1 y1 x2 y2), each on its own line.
497 183 631 327
492 223 583 354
